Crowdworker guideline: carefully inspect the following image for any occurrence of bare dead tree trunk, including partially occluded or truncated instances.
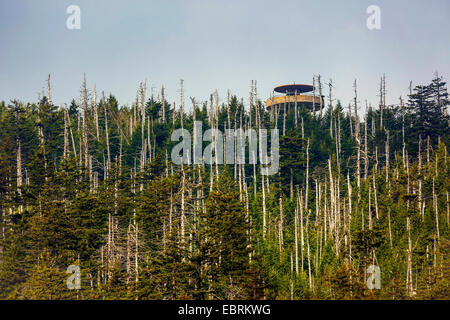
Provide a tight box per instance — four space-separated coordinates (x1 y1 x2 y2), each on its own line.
67 109 77 158
294 204 299 277
400 96 406 167
93 84 99 140
373 173 379 219
312 76 316 117
253 150 257 198
337 115 341 162
306 216 312 289
348 103 353 137
364 109 368 180
406 215 413 297
305 138 310 212
214 89 219 181
347 172 352 261
300 191 305 273
379 74 385 130
388 207 392 248
81 74 89 170
354 80 361 190
318 75 323 118
140 82 147 169
328 80 333 137
368 181 372 230
446 191 449 226
64 109 69 158
16 139 22 199
385 130 390 183
279 197 284 257
180 94 186 244
261 167 267 239
161 85 166 123
135 222 139 283
126 223 131 283
104 94 111 171
37 97 45 149
294 90 298 127
283 95 286 136
47 74 51 104
227 89 231 130
433 178 440 240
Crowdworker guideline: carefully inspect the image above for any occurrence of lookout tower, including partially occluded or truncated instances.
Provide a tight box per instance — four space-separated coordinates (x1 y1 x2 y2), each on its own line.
266 84 323 111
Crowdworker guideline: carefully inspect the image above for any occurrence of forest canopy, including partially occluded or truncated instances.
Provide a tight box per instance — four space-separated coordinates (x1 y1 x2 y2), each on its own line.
0 74 448 300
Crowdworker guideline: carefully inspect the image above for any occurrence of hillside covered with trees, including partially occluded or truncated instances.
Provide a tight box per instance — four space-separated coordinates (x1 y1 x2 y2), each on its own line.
0 74 448 300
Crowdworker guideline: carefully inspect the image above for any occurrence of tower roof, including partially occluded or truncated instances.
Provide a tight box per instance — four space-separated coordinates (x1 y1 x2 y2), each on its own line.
274 84 314 94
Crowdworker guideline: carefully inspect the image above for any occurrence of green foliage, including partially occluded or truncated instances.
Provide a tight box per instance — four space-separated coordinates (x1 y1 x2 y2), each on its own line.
0 74 448 300
11 249 76 300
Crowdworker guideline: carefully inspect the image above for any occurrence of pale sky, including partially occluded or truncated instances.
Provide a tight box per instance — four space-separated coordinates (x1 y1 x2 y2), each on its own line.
1 0 449 111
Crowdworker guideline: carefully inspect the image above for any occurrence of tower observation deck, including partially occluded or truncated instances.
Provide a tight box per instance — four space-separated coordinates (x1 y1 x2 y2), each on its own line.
266 84 323 111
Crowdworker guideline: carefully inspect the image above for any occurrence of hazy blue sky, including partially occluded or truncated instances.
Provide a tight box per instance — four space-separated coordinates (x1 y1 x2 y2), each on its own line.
1 0 449 111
